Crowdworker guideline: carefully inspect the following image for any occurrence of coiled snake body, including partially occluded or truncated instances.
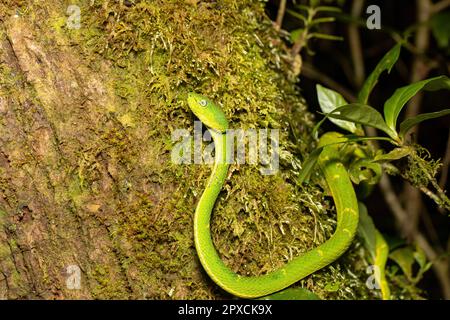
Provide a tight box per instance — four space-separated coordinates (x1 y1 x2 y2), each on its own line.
187 92 359 298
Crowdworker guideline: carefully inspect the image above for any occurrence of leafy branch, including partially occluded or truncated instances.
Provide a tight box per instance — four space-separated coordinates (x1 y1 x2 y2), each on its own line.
297 42 450 299
300 44 450 211
288 2 343 57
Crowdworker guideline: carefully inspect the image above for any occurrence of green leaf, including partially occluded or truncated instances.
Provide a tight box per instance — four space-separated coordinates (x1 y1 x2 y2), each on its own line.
383 235 406 252
357 202 377 260
349 160 382 185
308 33 343 41
374 230 391 300
310 17 336 25
399 109 450 139
294 4 310 12
309 0 320 8
414 246 432 280
260 287 320 300
316 84 358 133
287 9 308 24
341 135 395 144
431 11 450 49
358 43 401 105
384 235 406 251
373 147 412 162
325 104 397 139
299 135 397 185
390 246 432 283
412 246 432 276
297 147 324 184
315 6 342 13
413 246 427 271
384 76 450 132
389 247 415 281
290 28 305 43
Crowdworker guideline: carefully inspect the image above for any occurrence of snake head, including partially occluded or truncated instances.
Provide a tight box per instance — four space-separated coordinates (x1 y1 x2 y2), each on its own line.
187 92 229 132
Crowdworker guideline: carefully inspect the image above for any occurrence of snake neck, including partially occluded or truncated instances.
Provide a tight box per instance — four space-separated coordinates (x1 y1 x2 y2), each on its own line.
193 128 229 238
193 128 230 285
209 129 228 167
204 129 229 198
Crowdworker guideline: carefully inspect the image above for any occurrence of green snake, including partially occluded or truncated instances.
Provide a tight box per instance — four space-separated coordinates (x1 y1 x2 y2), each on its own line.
187 92 359 299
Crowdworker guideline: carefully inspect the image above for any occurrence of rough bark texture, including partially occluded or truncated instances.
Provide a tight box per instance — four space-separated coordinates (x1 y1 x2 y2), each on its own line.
0 0 418 300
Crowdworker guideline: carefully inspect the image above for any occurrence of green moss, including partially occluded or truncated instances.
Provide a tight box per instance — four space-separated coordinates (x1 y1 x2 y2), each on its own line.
90 264 129 299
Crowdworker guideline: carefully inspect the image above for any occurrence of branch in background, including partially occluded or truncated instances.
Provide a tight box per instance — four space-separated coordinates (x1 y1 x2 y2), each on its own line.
301 62 357 102
415 234 450 296
347 0 366 88
399 0 450 296
379 174 450 299
419 186 445 207
346 0 378 148
420 205 441 246
275 0 287 32
431 0 450 14
402 0 432 265
405 0 432 122
439 130 450 189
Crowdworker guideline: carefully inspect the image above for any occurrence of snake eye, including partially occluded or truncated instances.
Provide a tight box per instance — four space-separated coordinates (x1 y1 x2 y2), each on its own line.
199 99 207 107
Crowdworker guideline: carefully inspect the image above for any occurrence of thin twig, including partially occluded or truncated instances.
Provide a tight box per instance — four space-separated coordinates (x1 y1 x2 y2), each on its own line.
439 130 450 189
275 0 287 32
419 186 444 206
420 205 441 246
431 0 450 14
347 0 365 88
301 62 357 102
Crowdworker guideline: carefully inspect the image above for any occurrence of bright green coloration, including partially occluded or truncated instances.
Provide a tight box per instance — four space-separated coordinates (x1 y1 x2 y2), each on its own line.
358 43 401 105
384 75 450 135
357 202 390 300
188 93 359 298
187 93 229 132
374 230 390 300
316 84 359 134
